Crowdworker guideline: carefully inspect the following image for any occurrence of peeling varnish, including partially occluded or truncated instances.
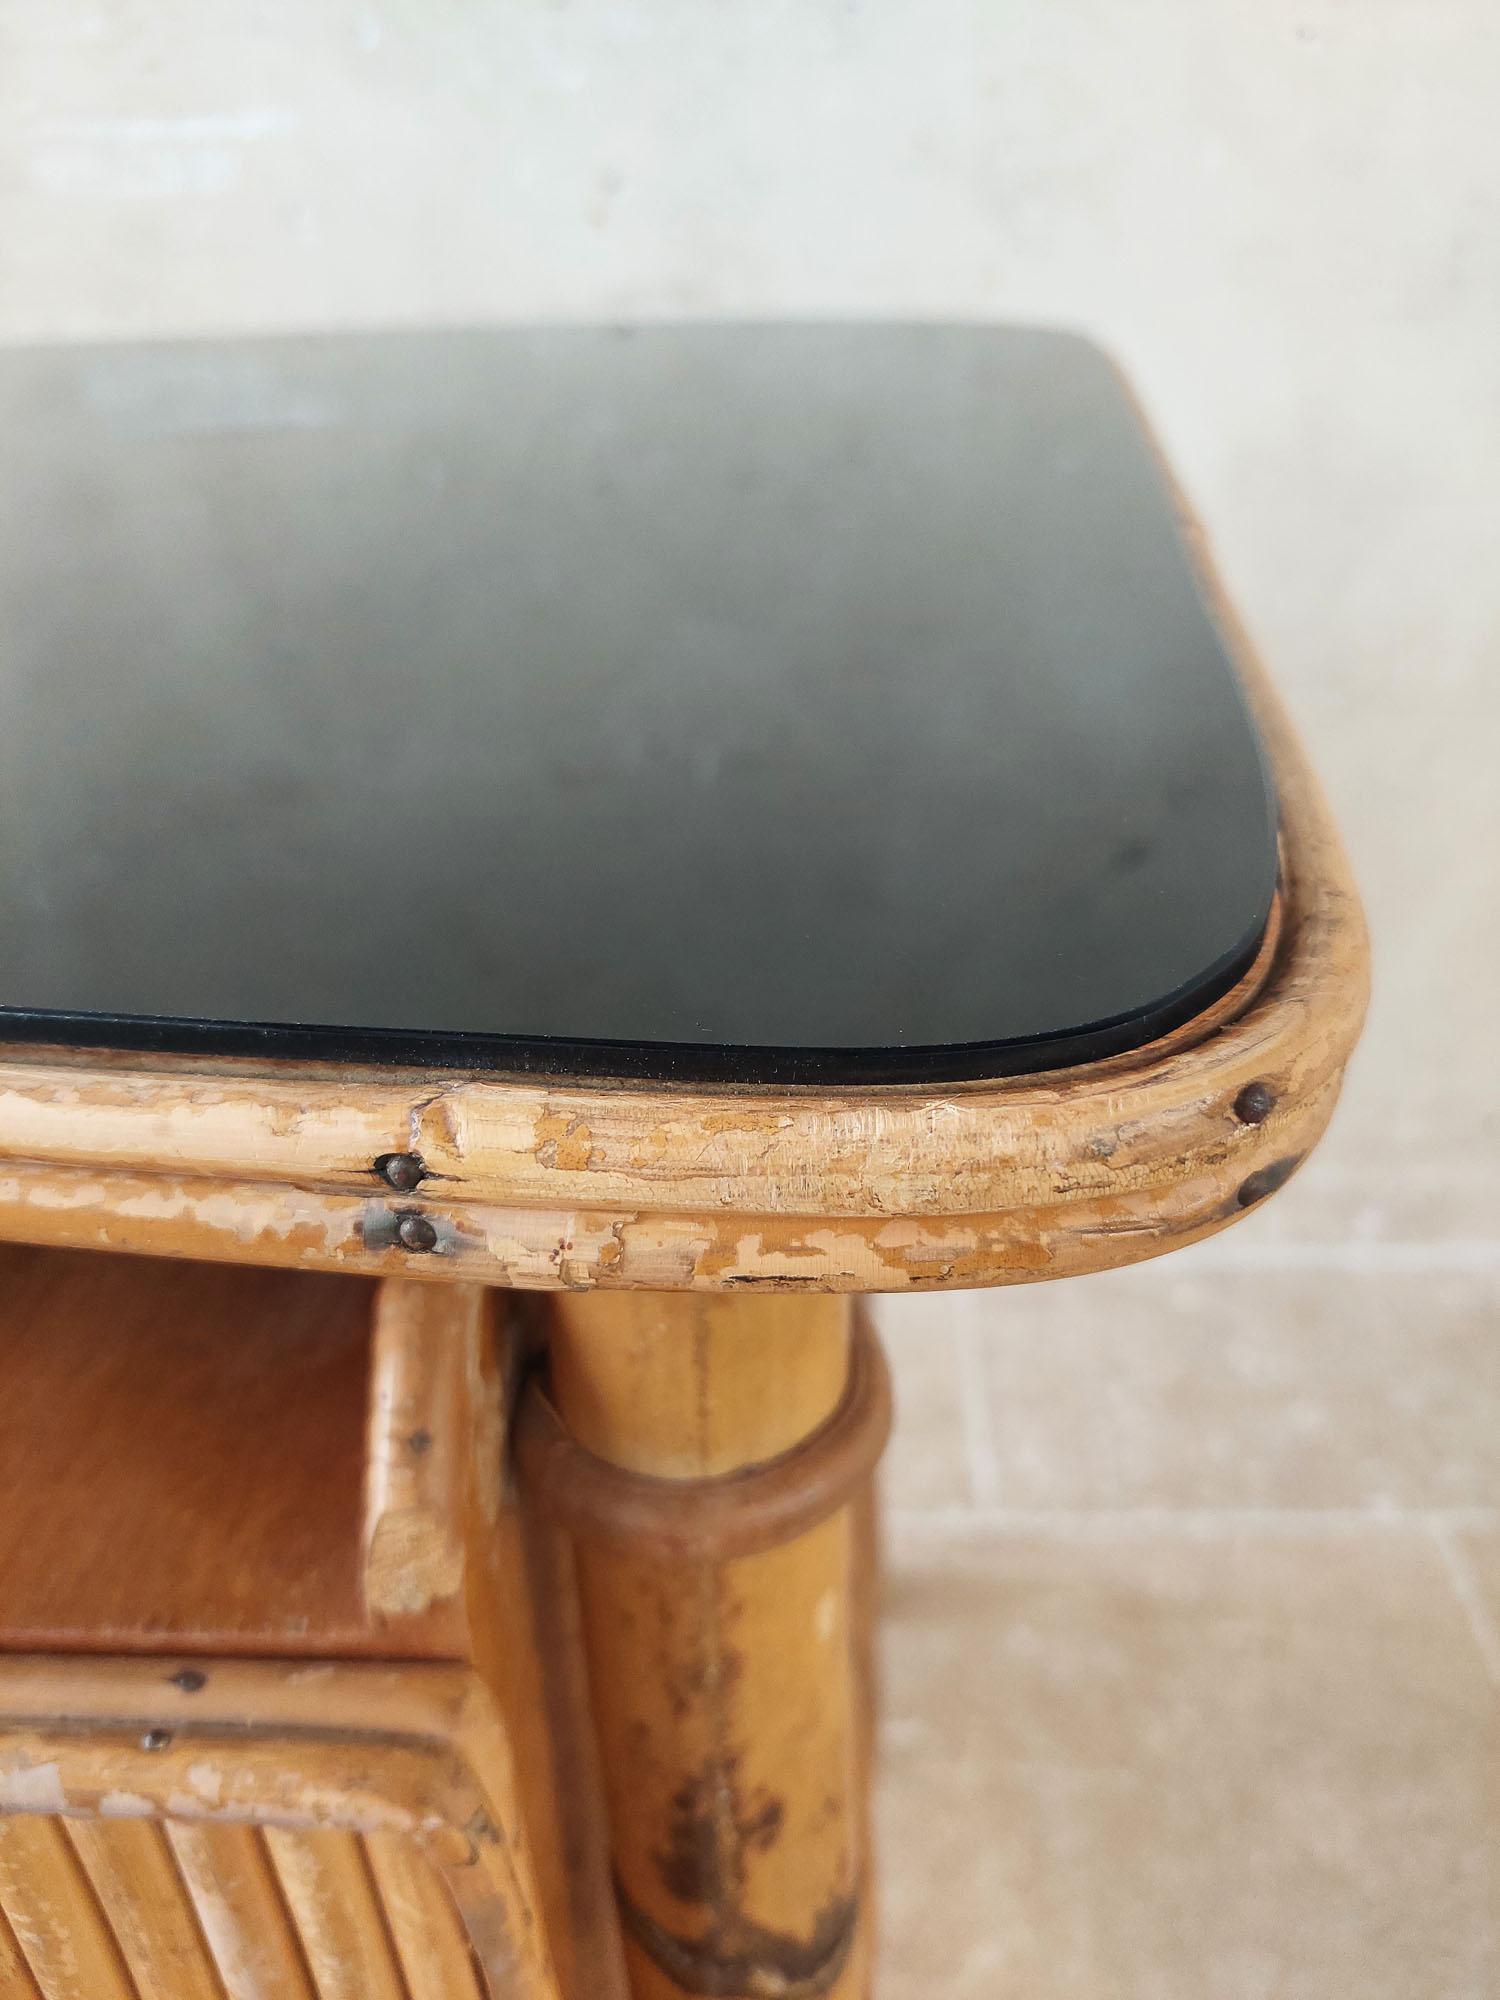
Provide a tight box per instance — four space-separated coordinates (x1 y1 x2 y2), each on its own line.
186 1761 224 1805
532 1108 602 1174
0 1759 67 1812
97 1789 156 1817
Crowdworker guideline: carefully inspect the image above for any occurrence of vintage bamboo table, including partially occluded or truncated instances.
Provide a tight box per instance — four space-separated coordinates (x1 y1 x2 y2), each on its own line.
0 326 1366 1999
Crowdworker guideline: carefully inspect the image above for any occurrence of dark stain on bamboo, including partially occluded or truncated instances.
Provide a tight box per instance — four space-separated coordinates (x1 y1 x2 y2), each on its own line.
620 1874 859 1999
653 1755 785 1907
1235 1154 1303 1208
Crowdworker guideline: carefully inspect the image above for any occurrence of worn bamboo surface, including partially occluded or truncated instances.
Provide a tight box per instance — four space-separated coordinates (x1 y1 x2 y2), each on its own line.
362 1278 483 1619
541 1291 873 2000
166 1820 324 1999
0 1655 560 2000
0 1813 486 2000
462 1292 633 2000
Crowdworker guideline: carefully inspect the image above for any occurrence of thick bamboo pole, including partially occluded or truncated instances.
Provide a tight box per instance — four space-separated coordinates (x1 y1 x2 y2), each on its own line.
545 1291 872 2000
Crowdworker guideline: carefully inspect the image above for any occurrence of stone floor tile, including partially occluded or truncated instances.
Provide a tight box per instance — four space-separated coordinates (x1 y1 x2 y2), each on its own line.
876 1525 1500 1999
943 1267 1500 1514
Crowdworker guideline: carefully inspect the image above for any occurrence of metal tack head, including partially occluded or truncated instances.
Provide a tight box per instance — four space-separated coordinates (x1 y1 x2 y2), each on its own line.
141 1728 173 1752
376 1151 426 1192
397 1212 439 1254
1232 1080 1276 1125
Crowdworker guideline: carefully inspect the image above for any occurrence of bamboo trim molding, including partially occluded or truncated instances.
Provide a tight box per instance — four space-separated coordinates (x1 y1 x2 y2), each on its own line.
0 1655 561 2000
0 549 1368 1295
516 1316 892 1560
363 1281 485 1619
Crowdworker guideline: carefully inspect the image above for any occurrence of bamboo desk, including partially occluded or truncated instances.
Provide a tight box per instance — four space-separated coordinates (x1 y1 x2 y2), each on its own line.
0 327 1366 1998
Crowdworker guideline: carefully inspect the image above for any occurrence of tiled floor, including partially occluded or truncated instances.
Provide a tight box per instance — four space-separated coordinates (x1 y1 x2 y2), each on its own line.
873 1249 1500 1999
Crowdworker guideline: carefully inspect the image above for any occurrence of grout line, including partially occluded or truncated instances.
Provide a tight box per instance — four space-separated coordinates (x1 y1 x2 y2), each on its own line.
45 111 294 144
1288 1165 1500 1185
887 1504 1500 1541
1429 1516 1500 1687
951 1309 1003 1509
1173 1240 1500 1274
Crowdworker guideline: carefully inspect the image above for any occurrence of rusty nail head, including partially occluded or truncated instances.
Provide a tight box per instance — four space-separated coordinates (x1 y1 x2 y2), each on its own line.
377 1151 426 1192
397 1212 439 1254
1233 1081 1276 1125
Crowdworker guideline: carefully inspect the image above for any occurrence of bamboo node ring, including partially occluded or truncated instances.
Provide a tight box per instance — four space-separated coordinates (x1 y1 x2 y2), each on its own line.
516 1318 891 1561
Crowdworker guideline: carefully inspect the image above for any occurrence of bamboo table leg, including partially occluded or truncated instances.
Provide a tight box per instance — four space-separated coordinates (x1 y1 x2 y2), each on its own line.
537 1292 882 2000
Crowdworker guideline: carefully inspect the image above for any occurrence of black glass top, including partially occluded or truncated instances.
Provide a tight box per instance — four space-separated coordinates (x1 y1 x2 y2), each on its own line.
0 325 1276 1085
